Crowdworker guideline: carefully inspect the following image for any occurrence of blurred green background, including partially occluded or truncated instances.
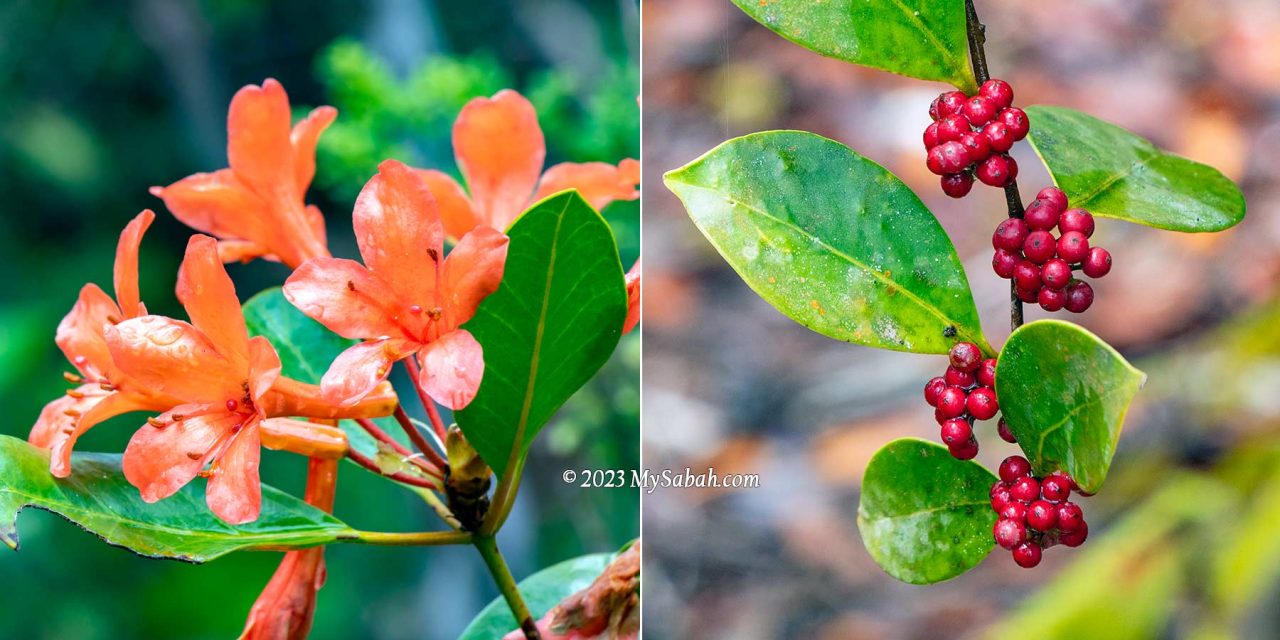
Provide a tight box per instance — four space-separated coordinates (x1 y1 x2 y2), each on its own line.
0 1 637 638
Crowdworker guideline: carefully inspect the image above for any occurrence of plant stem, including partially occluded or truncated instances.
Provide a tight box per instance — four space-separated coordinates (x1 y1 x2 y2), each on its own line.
393 405 449 469
345 447 442 489
353 417 439 474
480 455 525 535
474 535 542 639
402 359 450 442
350 530 471 546
966 0 1026 331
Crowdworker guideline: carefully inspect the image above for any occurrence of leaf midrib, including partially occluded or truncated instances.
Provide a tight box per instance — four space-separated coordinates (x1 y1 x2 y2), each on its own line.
1031 382 1137 465
860 498 989 522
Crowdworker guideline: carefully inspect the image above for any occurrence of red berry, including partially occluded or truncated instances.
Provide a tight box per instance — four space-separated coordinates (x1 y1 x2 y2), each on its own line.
937 386 968 418
999 107 1030 140
977 358 997 388
923 376 947 406
934 407 949 425
976 153 1017 187
940 418 973 445
949 437 979 460
949 342 983 372
923 122 940 150
1036 187 1068 213
994 518 1027 550
1022 230 1057 264
1083 247 1112 278
929 141 972 175
1041 258 1072 290
1040 474 1071 502
1023 200 1061 230
993 248 1019 278
1064 281 1094 313
1038 287 1065 312
1058 208 1095 237
999 501 1027 522
1015 286 1040 303
937 114 970 143
964 95 999 127
1057 231 1090 263
937 91 967 118
1013 260 1041 290
999 455 1032 483
967 387 999 420
992 218 1029 251
1013 541 1042 568
991 482 1013 511
1059 521 1088 547
997 418 1017 443
982 121 1014 153
941 172 974 198
1026 500 1058 530
1056 502 1084 532
958 131 991 163
980 79 1014 110
945 366 976 388
1010 476 1041 502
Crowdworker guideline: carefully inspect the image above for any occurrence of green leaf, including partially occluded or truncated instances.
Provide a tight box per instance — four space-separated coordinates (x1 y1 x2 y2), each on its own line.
1025 105 1246 232
995 320 1146 493
665 130 990 356
459 552 614 640
731 0 975 91
0 435 353 563
243 286 355 384
857 438 997 584
456 191 628 477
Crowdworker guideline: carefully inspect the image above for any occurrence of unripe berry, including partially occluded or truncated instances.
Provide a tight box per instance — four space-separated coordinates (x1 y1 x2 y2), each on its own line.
1041 258 1072 290
1083 247 1112 278
927 141 971 175
1013 260 1041 290
999 501 1027 522
1022 230 1057 264
992 218 1029 251
964 96 999 127
999 455 1033 483
967 387 999 420
1040 474 1071 502
980 79 1014 110
1036 187 1069 213
991 481 1013 511
945 366 976 388
959 131 991 163
977 358 997 388
937 386 968 418
1026 500 1058 531
999 107 1030 140
937 91 968 118
994 518 1027 550
1010 476 1041 502
949 341 982 372
1038 287 1065 312
982 121 1014 153
1059 521 1088 547
1056 502 1084 533
923 122 940 150
1023 200 1061 231
940 172 974 198
997 418 1017 443
1057 231 1090 263
1015 285 1040 304
937 114 970 143
940 418 972 446
976 153 1017 187
949 437 979 460
923 376 947 406
1013 541 1042 568
1058 208 1095 237
1064 280 1094 313
992 248 1018 278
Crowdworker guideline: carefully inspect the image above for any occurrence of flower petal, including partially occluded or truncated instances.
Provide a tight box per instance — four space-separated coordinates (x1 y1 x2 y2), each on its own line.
113 210 155 319
352 160 443 304
417 329 484 410
283 257 409 340
290 105 337 195
56 284 123 380
216 239 275 264
177 235 252 365
206 422 263 524
260 418 347 460
263 377 398 420
227 78 295 202
106 316 242 403
453 90 545 230
48 390 159 478
320 338 419 407
150 169 273 245
442 226 508 328
247 336 282 401
623 259 640 334
29 385 104 450
123 404 234 503
416 168 480 240
533 159 640 212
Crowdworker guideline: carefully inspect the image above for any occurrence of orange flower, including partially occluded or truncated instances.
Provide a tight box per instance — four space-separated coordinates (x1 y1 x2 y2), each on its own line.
623 259 640 335
283 159 509 410
415 89 639 238
29 210 180 477
150 79 335 269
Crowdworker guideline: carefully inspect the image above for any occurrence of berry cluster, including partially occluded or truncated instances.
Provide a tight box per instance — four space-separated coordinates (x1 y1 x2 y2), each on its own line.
990 456 1090 568
991 187 1112 313
923 79 1029 198
923 341 1008 460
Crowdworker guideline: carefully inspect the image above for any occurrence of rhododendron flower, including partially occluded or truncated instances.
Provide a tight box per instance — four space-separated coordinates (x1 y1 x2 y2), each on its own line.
283 159 508 410
29 210 181 477
151 78 335 269
415 89 638 238
623 260 640 335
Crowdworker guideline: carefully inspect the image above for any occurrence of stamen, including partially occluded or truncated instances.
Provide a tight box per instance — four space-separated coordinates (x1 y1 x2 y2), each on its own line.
106 315 121 325
61 427 75 435
197 469 214 478
426 247 440 262
186 451 203 460
375 365 389 378
100 382 116 392
63 409 82 418
426 307 443 320
63 372 83 383
346 280 357 292
172 414 185 422
147 417 167 428
66 389 85 399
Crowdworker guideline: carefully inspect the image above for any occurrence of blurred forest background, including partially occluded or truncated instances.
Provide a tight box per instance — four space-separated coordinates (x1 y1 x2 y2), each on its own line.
643 0 1280 638
0 1 637 639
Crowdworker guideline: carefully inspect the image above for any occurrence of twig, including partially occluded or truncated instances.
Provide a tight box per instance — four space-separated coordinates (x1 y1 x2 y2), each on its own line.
402 358 450 442
345 447 442 489
394 404 448 469
354 417 440 474
474 535 542 639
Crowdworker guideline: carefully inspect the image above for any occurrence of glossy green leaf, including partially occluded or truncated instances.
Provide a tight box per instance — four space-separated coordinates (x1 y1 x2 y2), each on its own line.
996 320 1146 493
857 438 997 584
665 130 991 355
243 286 355 384
1026 105 1246 232
456 191 628 477
0 435 354 563
731 0 975 91
459 552 614 640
